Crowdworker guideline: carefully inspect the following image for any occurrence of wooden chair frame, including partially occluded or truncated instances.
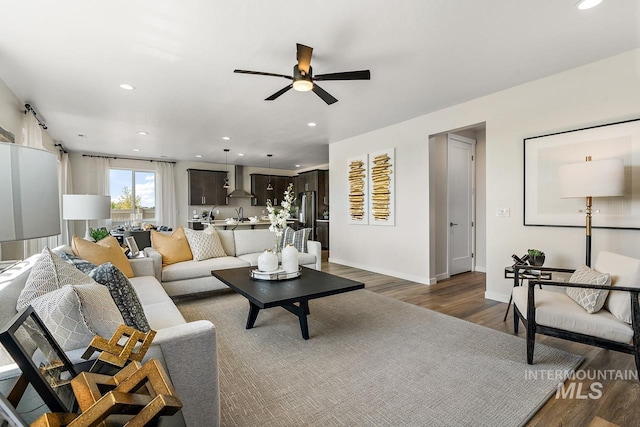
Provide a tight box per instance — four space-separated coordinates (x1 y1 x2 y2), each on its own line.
512 264 640 376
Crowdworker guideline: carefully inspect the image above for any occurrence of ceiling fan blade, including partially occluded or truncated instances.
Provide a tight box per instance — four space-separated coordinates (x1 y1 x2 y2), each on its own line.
234 69 292 80
312 84 338 105
314 70 371 81
265 84 293 101
296 44 313 75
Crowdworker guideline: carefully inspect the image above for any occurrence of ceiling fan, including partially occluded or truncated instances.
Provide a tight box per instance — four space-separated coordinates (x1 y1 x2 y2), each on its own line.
234 43 371 105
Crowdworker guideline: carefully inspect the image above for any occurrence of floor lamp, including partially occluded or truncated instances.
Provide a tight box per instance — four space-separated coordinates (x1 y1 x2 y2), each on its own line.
62 194 111 241
559 156 624 266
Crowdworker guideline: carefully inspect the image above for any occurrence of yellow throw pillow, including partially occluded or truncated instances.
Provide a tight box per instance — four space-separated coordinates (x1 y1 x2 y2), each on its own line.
151 227 193 266
72 235 135 278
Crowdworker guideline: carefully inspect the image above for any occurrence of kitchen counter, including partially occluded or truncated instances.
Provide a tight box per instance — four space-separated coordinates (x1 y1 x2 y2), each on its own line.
188 220 298 230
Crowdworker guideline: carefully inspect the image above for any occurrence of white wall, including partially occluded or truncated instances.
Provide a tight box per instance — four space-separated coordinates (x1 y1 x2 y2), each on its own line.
330 49 640 300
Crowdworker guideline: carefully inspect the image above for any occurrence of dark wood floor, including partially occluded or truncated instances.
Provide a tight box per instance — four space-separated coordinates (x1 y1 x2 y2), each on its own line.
322 254 640 427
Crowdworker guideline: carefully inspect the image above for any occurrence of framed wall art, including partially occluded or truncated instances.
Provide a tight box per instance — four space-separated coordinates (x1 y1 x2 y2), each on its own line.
524 118 640 229
347 155 368 225
369 148 395 226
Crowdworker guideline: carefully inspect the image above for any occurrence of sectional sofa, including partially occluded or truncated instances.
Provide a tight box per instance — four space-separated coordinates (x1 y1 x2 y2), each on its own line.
145 228 322 298
0 247 219 427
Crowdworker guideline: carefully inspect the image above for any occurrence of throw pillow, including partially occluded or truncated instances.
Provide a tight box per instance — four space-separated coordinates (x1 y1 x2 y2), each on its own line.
151 227 193 266
29 284 124 351
57 251 98 274
89 263 150 332
281 227 311 253
566 265 611 314
17 248 97 311
183 227 227 261
72 235 134 278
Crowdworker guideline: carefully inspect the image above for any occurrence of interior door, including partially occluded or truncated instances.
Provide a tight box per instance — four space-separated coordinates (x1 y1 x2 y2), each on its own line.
447 134 475 276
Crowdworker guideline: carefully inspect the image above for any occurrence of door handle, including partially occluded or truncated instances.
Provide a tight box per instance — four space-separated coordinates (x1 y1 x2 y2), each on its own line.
450 222 458 226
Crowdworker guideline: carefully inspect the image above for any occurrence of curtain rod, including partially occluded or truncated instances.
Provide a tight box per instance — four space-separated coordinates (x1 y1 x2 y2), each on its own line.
54 143 67 154
82 154 176 164
24 104 47 129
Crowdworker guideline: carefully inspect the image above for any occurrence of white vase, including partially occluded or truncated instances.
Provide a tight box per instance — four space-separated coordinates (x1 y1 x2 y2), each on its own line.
282 244 299 273
258 249 279 272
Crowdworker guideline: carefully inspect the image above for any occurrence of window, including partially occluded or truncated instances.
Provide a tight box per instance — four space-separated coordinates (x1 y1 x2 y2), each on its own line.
109 169 156 223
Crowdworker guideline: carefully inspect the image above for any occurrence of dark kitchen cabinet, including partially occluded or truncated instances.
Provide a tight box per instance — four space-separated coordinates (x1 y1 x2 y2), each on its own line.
188 169 228 206
251 174 296 206
316 221 329 249
297 169 329 218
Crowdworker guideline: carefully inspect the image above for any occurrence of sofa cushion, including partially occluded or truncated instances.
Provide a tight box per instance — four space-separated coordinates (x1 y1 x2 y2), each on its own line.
88 263 150 332
184 227 227 261
512 286 633 344
161 257 250 282
280 227 311 253
151 227 193 266
216 229 236 257
72 235 134 278
234 229 277 256
128 276 187 329
30 284 124 351
596 251 640 324
566 265 611 313
17 248 97 310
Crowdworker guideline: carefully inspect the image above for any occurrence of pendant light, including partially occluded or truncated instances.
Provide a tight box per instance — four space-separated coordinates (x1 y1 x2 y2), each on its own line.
266 154 274 191
223 149 230 189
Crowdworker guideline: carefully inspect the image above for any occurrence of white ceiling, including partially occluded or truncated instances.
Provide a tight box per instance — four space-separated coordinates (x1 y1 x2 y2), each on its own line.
0 1 638 169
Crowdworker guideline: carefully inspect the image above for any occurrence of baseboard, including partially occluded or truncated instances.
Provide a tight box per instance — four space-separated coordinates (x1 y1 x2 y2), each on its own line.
328 258 431 285
474 266 487 273
485 291 510 303
435 273 449 282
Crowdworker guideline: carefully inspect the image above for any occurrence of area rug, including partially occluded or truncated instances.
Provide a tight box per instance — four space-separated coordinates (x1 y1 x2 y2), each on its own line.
178 289 583 427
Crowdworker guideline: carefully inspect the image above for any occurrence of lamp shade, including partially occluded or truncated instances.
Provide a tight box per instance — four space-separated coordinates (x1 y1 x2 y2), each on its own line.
559 158 625 198
63 195 111 220
0 142 61 242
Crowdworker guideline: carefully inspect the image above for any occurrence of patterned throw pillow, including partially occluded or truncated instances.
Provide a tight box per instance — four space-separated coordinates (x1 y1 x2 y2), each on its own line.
57 251 98 274
280 227 312 253
566 265 611 314
72 235 134 278
29 284 124 351
183 227 227 261
89 263 150 332
17 248 97 310
151 227 193 266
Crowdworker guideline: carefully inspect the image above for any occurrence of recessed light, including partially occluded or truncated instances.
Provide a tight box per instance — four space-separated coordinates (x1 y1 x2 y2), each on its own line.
222 136 231 141
77 133 86 138
576 0 602 10
307 122 317 127
137 131 148 136
133 148 140 152
196 155 202 158
119 84 135 90
238 153 244 156
295 164 301 168
160 155 168 158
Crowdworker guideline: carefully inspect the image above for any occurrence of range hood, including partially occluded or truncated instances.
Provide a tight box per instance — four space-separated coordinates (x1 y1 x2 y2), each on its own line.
227 165 255 198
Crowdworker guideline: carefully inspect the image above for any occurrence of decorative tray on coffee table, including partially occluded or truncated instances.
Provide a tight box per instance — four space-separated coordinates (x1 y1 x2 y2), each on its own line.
250 268 302 281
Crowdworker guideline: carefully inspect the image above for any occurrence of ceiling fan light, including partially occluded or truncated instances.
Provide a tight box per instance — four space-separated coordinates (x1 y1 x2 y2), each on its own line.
293 79 313 92
576 0 603 10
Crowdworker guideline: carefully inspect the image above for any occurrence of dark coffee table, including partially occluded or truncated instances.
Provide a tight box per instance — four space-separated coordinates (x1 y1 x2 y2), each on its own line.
211 267 364 339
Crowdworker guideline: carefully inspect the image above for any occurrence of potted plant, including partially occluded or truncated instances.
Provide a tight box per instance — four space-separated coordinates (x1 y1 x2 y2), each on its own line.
527 249 545 267
89 227 110 242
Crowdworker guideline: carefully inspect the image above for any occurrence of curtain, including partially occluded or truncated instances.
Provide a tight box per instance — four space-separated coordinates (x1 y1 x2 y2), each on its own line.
156 162 176 228
21 113 47 256
59 152 74 245
86 156 111 231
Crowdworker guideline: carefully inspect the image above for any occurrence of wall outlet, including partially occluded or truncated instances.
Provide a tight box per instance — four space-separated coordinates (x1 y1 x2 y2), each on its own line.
496 208 510 217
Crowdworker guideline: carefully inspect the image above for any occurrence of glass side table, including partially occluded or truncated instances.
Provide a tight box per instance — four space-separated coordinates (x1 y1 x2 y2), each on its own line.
503 266 552 321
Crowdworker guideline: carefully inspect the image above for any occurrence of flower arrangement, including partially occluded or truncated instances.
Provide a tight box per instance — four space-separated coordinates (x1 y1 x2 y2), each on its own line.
266 183 296 234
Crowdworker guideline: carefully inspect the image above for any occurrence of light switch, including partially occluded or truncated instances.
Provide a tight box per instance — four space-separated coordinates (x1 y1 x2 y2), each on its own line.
496 208 510 217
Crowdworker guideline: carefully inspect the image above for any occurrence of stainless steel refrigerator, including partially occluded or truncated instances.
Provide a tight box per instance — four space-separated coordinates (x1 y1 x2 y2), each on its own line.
298 191 316 239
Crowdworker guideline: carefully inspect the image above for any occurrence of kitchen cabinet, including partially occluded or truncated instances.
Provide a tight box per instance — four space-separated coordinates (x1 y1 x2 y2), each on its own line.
251 174 296 206
188 169 228 206
297 169 329 218
316 220 329 249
